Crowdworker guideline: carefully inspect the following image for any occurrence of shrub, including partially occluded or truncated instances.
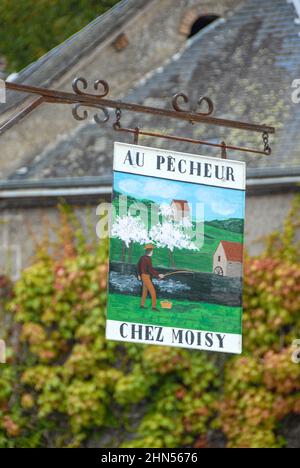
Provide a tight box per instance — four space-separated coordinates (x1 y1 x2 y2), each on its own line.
0 0 120 72
0 198 300 448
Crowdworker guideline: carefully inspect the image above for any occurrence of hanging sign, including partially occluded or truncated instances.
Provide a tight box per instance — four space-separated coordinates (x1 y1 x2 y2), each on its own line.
106 142 246 354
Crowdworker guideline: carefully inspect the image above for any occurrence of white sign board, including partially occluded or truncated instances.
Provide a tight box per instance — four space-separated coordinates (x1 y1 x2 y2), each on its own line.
106 142 246 354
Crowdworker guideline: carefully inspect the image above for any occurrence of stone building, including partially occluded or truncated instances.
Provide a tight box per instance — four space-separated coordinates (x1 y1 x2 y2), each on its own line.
0 0 300 277
213 241 243 278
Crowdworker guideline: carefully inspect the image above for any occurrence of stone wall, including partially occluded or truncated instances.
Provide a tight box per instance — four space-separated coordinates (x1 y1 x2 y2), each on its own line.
245 192 297 252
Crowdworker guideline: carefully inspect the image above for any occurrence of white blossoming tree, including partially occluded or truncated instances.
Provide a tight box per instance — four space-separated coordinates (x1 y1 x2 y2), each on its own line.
149 205 198 267
111 205 198 266
159 203 175 218
111 215 149 262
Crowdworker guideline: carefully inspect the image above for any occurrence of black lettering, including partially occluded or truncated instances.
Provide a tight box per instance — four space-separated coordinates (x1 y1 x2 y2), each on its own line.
178 159 187 173
136 152 145 167
215 165 225 180
120 323 128 339
157 155 166 170
185 330 195 346
227 167 235 181
155 327 164 343
167 156 176 172
216 334 226 349
204 163 212 178
145 326 154 341
205 333 214 348
197 332 202 346
123 150 133 166
190 161 201 176
172 329 183 344
131 324 143 340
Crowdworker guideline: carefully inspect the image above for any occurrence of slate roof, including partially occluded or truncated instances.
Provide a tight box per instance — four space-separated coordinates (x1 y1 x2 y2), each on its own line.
5 0 300 182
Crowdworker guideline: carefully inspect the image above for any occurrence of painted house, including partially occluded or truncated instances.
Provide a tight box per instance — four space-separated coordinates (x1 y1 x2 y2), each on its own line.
213 241 243 278
171 200 191 221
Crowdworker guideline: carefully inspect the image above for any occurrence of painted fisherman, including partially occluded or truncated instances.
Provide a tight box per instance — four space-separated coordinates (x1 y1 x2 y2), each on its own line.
137 244 165 311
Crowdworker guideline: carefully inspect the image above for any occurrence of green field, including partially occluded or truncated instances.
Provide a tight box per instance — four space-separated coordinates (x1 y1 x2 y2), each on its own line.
111 192 243 273
107 293 242 335
110 223 243 273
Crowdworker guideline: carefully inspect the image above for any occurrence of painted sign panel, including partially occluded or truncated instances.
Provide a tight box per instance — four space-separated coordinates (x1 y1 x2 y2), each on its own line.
106 142 246 354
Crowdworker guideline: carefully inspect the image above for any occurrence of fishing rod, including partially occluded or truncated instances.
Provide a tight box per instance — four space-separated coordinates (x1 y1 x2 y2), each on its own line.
163 271 194 278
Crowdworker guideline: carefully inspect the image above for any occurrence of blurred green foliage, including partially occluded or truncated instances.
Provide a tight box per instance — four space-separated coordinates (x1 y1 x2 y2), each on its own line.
0 0 120 72
0 199 300 448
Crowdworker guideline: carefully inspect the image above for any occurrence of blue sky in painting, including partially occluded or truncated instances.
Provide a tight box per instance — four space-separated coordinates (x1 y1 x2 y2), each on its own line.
114 172 245 221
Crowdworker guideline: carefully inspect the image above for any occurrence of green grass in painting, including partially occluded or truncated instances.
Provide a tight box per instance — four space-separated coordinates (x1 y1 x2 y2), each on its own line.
107 293 242 335
110 237 213 272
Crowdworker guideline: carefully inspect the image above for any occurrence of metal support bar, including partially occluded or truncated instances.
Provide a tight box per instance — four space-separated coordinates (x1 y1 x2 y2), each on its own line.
114 125 271 156
4 80 275 134
0 96 44 136
0 78 276 158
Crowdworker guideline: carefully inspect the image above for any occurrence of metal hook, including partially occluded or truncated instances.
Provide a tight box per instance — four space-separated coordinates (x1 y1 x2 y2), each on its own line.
113 108 122 131
262 132 272 155
134 127 140 145
221 141 228 159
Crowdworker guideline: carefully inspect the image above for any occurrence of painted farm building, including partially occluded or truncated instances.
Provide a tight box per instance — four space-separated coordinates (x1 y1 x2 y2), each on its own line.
171 200 191 221
213 240 243 278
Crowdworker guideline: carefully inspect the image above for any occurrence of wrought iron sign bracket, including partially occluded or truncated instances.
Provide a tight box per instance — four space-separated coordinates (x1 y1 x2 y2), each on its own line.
1 77 275 157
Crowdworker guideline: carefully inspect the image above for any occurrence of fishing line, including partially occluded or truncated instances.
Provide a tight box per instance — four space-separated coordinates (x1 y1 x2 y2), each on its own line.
163 271 194 278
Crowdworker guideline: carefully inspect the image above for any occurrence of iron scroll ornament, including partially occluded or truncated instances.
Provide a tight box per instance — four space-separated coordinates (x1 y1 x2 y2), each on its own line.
71 77 110 125
70 82 215 126
66 78 272 156
2 78 275 138
172 92 214 117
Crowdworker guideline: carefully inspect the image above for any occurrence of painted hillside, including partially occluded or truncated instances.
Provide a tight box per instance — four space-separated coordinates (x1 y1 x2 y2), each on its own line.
110 190 244 273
